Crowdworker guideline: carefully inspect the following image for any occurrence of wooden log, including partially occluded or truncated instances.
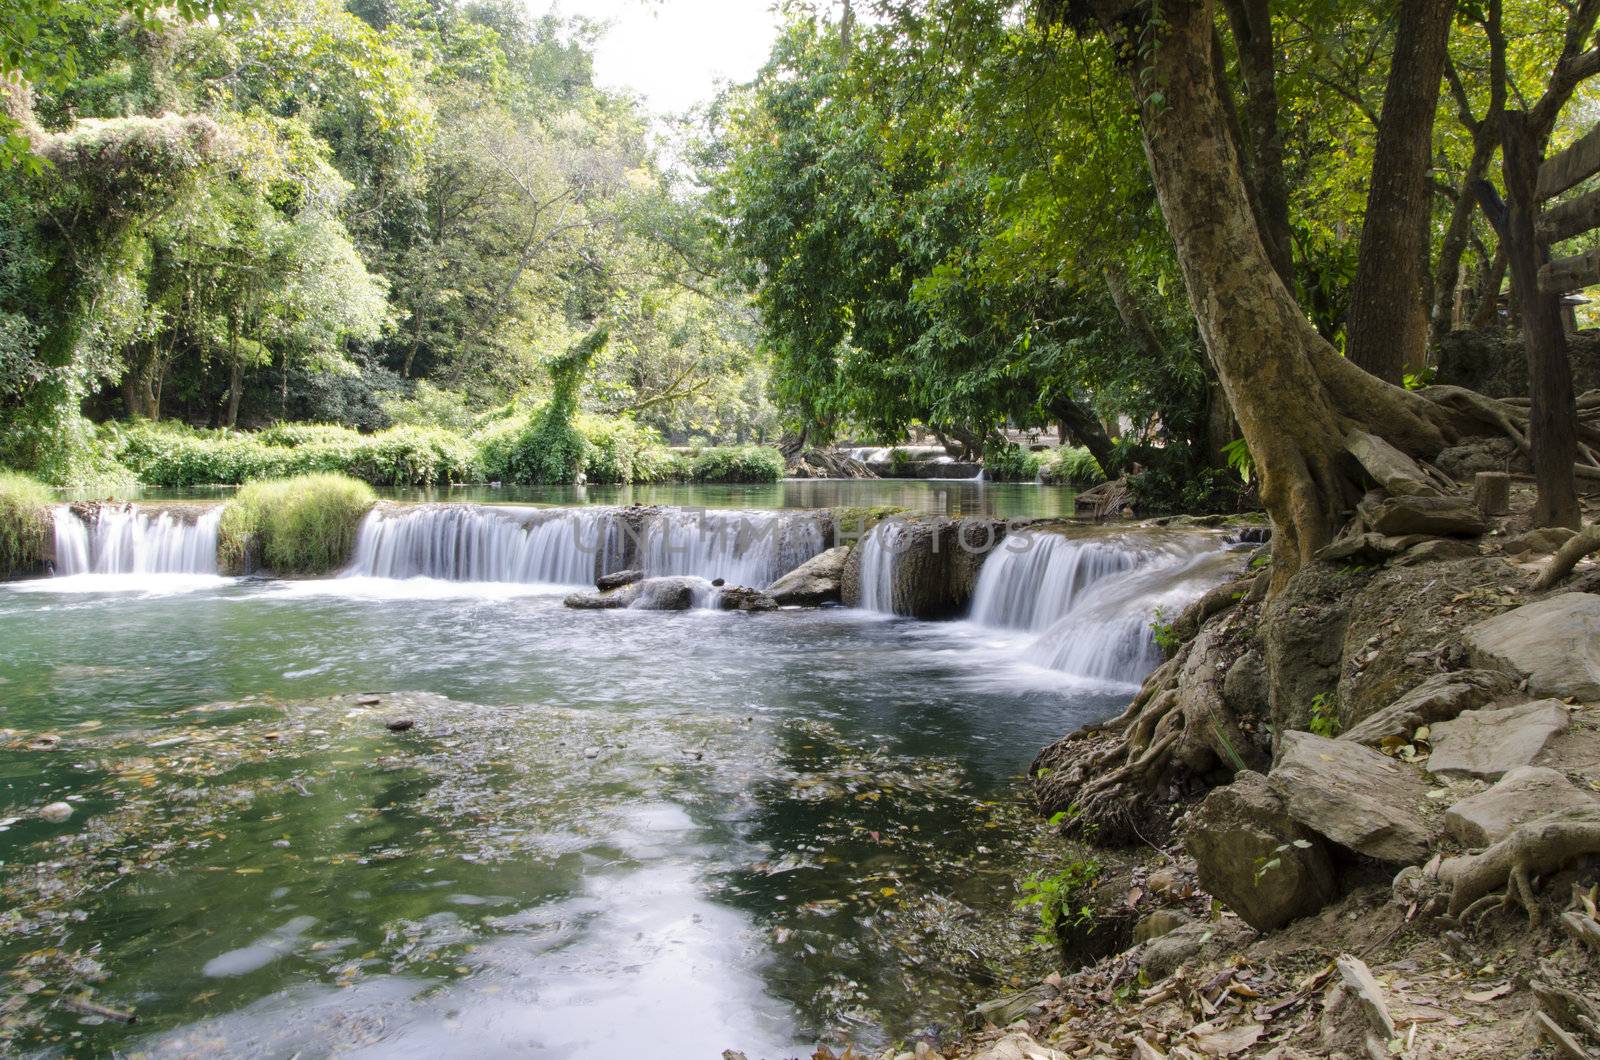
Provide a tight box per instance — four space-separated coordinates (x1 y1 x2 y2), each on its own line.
1538 121 1600 201
1474 471 1511 515
1539 247 1600 296
1539 186 1600 243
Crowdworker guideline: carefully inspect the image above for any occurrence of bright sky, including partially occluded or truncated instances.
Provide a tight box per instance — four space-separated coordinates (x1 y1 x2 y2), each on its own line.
548 0 785 116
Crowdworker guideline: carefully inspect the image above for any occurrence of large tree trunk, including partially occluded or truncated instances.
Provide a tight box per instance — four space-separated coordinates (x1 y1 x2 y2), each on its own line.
1046 394 1120 477
1220 0 1294 292
1082 0 1449 587
1345 0 1456 383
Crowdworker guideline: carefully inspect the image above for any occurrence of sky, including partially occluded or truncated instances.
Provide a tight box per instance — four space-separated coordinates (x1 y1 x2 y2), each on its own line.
550 0 786 116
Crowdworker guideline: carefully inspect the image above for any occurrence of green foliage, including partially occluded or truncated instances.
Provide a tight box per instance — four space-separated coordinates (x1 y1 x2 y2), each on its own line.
1016 856 1102 950
1221 438 1255 485
689 445 785 483
984 443 1040 482
1254 839 1316 885
887 447 914 477
112 420 477 488
494 330 608 485
1045 446 1106 486
218 473 374 575
575 415 660 486
1126 453 1249 515
0 470 52 575
1309 692 1341 738
1150 607 1180 657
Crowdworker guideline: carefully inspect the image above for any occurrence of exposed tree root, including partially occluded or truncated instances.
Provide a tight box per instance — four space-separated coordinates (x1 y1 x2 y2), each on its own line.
1535 523 1600 590
1032 581 1266 845
1440 808 1600 927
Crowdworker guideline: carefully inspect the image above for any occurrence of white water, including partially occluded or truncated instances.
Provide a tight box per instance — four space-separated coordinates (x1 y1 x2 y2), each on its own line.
855 520 913 614
51 505 222 576
344 506 614 586
343 505 826 591
637 509 824 588
969 530 1235 685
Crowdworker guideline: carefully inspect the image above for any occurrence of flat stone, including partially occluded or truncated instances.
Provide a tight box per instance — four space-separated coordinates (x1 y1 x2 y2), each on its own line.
1335 954 1397 1039
1268 732 1433 864
1392 537 1479 566
1465 593 1600 700
1340 669 1516 746
1444 765 1597 846
766 546 849 606
1427 700 1570 779
1133 909 1191 944
1187 771 1338 931
1358 494 1489 538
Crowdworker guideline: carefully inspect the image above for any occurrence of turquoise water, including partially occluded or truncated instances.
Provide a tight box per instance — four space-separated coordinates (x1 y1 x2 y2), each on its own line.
0 571 1126 1056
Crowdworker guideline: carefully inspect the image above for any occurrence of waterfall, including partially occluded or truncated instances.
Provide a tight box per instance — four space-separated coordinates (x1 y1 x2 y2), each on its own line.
343 505 826 590
344 506 614 585
638 509 824 589
855 520 911 614
51 505 222 576
970 531 1236 686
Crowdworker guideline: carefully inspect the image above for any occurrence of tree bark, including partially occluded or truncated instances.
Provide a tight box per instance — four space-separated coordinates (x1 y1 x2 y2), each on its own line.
1075 0 1450 586
1046 394 1120 478
1220 0 1294 292
1346 0 1456 383
1501 110 1580 529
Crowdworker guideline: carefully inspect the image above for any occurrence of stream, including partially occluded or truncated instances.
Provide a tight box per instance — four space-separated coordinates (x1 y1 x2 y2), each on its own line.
0 484 1240 1057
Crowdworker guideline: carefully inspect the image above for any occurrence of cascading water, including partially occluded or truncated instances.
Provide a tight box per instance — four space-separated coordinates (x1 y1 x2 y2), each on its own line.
51 505 223 576
638 509 824 589
344 506 614 585
969 530 1236 685
968 533 1139 632
855 520 912 614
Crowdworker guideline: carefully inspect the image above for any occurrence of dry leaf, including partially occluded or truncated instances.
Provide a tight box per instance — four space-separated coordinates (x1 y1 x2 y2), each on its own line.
1463 982 1512 1003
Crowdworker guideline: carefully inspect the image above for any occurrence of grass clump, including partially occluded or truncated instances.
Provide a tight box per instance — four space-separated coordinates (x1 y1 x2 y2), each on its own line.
1044 446 1106 486
984 443 1041 482
0 471 54 576
219 473 376 576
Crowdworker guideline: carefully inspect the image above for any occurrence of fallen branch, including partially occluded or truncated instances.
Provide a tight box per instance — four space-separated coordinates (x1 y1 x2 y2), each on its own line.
1533 523 1600 590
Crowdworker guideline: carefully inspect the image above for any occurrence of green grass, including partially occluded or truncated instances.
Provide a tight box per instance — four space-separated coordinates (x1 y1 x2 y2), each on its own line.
219 474 377 576
1046 446 1106 486
0 470 53 577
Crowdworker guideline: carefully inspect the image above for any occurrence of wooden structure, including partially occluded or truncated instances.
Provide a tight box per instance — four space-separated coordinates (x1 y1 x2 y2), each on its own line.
1476 111 1600 529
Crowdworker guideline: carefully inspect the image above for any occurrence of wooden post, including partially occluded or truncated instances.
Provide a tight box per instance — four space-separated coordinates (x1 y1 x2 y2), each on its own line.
1501 110 1580 529
1473 471 1511 515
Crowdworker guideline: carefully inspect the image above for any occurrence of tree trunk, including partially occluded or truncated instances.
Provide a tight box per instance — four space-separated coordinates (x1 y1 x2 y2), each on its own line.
1083 0 1450 586
1220 0 1294 291
225 312 243 429
1501 110 1580 529
1047 395 1120 478
1345 0 1455 383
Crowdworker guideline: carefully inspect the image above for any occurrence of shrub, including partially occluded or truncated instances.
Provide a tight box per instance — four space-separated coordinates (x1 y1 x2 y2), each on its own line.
1046 446 1106 486
985 443 1041 482
345 426 479 488
887 447 914 476
576 415 660 485
381 381 477 434
689 445 785 483
218 473 376 576
0 470 53 576
632 447 693 483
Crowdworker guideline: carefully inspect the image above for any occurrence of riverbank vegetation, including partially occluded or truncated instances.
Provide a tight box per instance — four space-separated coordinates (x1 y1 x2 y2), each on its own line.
217 473 375 575
0 470 52 576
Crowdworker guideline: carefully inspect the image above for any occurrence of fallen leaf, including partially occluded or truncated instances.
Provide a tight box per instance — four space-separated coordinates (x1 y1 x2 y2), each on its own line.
1463 982 1512 1003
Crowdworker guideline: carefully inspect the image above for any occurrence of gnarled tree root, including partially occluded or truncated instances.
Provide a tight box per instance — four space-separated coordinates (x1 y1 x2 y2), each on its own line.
1534 524 1600 590
1440 808 1600 927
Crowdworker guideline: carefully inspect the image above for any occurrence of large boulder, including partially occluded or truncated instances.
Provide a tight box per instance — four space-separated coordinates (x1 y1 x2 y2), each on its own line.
1339 669 1516 746
1268 732 1433 864
1186 771 1339 931
1444 765 1598 847
766 546 849 606
840 516 1005 617
1465 593 1600 700
1426 700 1569 780
1356 495 1489 538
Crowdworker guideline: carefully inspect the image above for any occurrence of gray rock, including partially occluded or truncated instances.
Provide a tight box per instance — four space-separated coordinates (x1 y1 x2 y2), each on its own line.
1426 700 1570 779
1340 669 1516 746
563 575 708 611
1357 495 1489 538
1346 431 1443 498
595 568 643 591
1222 649 1269 718
1132 909 1191 944
972 983 1055 1028
1186 771 1338 931
1465 593 1600 700
766 546 849 606
1268 731 1433 864
1393 537 1479 565
714 585 778 612
1139 920 1216 980
1444 765 1597 847
1500 527 1577 558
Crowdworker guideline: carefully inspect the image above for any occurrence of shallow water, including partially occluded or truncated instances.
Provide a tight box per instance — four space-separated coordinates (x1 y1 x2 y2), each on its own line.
0 573 1136 1057
69 478 1078 520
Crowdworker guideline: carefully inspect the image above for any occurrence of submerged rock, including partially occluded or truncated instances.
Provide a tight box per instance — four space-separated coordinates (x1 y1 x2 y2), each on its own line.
564 575 705 610
1426 700 1569 779
1187 770 1337 931
1268 732 1432 864
766 545 849 605
1444 765 1597 846
1465 592 1600 700
713 585 778 612
39 802 73 823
